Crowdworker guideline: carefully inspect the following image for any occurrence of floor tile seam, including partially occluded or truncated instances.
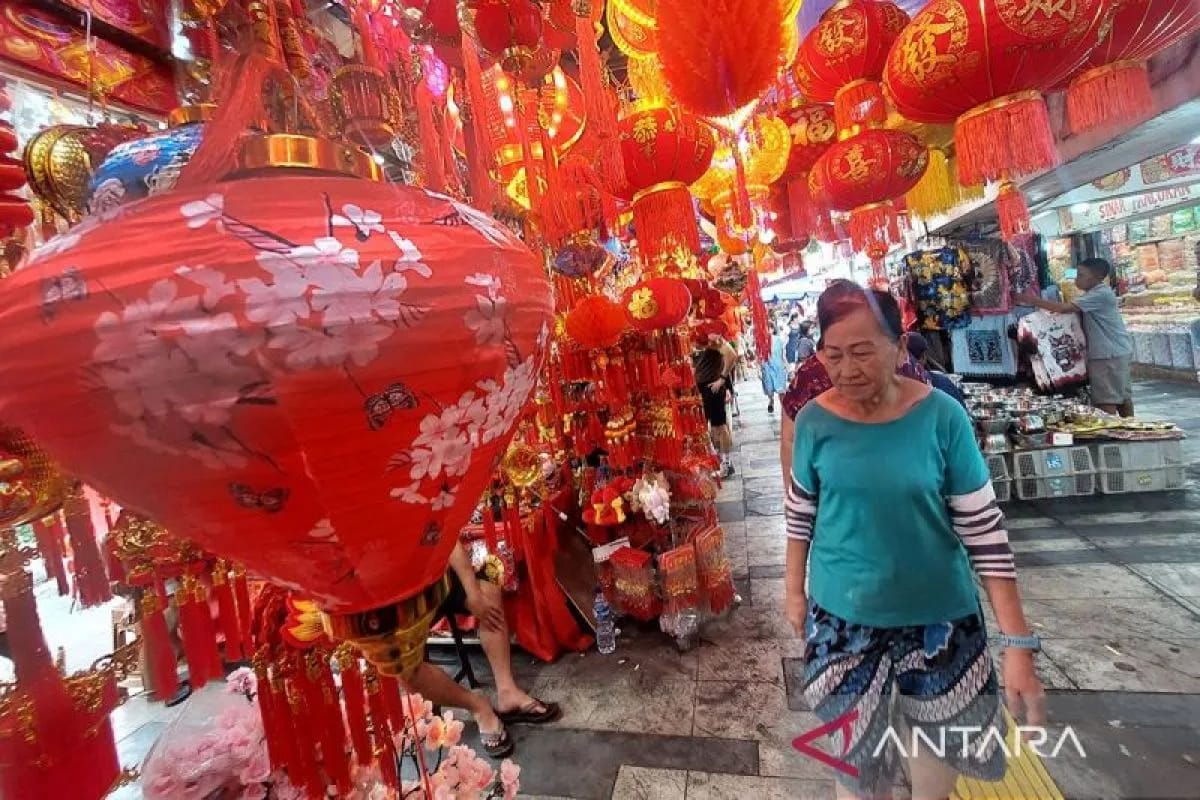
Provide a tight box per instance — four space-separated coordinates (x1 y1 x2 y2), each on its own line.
1063 526 1200 619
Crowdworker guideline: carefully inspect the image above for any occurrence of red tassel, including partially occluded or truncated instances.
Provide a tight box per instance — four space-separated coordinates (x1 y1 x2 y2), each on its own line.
415 82 446 192
746 271 771 362
1067 60 1154 135
365 669 399 786
354 5 380 69
955 92 1058 186
310 653 352 794
33 515 69 595
233 568 254 654
848 201 899 259
632 184 700 262
140 590 180 701
574 10 626 192
283 677 326 799
175 578 221 688
336 648 373 766
266 674 301 779
730 139 753 228
517 89 544 215
253 663 286 770
62 485 110 608
379 674 407 735
212 563 243 663
461 36 497 209
996 181 1032 241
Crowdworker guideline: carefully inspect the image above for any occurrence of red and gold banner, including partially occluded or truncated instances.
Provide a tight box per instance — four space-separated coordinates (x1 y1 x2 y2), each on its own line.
0 1 175 114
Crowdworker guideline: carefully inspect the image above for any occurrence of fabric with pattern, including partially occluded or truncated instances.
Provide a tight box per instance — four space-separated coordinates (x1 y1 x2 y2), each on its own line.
961 240 1011 315
1017 311 1088 391
950 314 1018 377
905 247 972 331
801 603 1008 796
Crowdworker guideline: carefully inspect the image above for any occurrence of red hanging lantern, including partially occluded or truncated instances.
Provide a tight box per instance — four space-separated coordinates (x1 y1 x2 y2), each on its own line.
614 104 716 261
884 0 1109 189
808 128 927 257
565 294 627 349
654 0 785 119
0 176 552 679
1066 0 1200 134
622 277 693 332
474 0 546 80
792 0 910 130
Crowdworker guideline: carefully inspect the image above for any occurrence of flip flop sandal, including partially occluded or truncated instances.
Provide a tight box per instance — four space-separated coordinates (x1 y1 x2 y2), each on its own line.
498 698 562 725
479 726 515 759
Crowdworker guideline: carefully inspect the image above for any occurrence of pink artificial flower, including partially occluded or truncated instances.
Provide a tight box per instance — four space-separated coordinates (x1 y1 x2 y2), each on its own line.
500 759 520 798
268 773 306 800
143 771 181 799
239 784 267 800
424 710 464 750
226 667 258 696
239 746 272 785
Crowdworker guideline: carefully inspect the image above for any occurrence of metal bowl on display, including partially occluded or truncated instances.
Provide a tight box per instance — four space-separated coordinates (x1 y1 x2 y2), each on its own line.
84 106 210 215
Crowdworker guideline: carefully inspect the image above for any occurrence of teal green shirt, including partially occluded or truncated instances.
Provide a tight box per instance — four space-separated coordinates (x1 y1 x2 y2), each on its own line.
791 389 988 627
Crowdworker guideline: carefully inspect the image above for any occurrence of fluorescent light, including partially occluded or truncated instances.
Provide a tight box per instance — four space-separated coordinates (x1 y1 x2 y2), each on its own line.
372 154 385 165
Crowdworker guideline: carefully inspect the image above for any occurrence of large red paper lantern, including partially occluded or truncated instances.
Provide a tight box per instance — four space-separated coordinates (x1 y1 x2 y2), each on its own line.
615 104 716 261
622 277 693 331
654 0 785 119
565 294 627 349
793 0 909 128
809 127 927 257
473 0 546 79
0 176 552 676
1066 0 1200 134
884 0 1109 185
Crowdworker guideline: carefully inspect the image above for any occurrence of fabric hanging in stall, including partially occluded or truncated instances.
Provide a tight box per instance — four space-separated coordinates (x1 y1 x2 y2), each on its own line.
1017 310 1088 391
904 246 972 331
1007 234 1043 298
950 313 1019 377
959 240 1011 315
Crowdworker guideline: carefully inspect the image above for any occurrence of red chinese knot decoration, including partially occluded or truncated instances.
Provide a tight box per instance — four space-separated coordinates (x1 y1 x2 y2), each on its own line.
0 177 552 677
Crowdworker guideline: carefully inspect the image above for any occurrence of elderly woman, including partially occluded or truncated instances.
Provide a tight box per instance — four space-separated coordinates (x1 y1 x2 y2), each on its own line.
784 284 1044 799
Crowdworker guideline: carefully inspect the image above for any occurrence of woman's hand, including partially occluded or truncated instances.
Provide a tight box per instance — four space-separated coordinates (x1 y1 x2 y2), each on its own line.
1002 648 1046 727
785 592 808 638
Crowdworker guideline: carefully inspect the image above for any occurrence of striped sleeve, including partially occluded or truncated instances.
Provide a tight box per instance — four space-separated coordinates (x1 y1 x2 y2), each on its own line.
947 483 1016 579
784 477 817 543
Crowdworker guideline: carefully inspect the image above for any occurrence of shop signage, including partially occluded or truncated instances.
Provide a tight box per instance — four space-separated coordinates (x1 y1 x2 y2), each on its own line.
1063 184 1199 230
1141 145 1200 185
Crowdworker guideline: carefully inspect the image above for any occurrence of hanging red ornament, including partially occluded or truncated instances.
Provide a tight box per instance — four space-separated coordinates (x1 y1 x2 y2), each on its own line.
884 0 1109 188
0 174 552 679
622 277 693 332
565 295 627 349
654 0 784 120
1065 0 1200 134
614 105 716 261
792 0 909 130
474 0 546 80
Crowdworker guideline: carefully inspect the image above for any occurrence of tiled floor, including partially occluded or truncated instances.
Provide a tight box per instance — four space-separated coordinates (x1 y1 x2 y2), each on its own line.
27 378 1200 798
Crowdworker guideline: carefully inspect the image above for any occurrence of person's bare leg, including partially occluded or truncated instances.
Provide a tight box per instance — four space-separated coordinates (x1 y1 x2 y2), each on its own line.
908 749 958 800
1119 399 1135 418
474 580 539 714
406 661 502 736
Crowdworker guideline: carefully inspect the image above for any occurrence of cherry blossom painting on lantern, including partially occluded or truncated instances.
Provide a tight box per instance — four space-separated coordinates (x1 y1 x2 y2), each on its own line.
0 178 553 612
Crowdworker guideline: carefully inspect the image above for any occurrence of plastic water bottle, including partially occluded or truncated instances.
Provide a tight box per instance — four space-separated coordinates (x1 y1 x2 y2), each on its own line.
594 589 617 655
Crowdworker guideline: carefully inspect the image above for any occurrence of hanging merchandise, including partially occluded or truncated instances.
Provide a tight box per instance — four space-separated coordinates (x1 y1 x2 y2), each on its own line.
904 246 972 331
959 239 1012 316
614 105 716 261
0 103 554 680
884 0 1109 240
949 313 1019 378
904 145 983 221
1008 233 1043 299
772 99 837 249
1017 311 1089 392
1065 0 1200 135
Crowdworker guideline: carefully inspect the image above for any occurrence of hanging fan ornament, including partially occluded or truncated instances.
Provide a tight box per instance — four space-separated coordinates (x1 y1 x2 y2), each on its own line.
654 0 785 120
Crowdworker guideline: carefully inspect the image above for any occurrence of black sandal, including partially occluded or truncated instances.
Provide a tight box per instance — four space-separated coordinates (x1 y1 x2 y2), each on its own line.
498 698 562 725
479 725 515 759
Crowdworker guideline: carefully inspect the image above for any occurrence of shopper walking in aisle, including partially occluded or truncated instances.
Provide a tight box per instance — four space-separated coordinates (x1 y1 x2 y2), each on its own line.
777 280 929 486
694 341 735 477
784 284 1044 799
760 322 789 414
1018 257 1134 416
